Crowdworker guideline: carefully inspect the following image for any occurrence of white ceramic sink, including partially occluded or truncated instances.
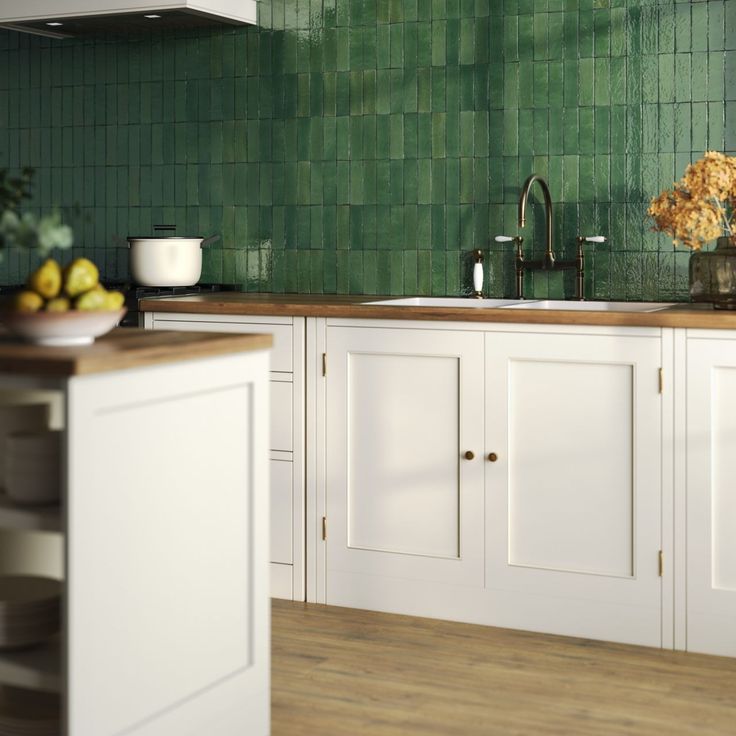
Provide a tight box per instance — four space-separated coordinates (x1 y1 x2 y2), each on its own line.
365 297 677 312
502 300 676 312
364 297 522 308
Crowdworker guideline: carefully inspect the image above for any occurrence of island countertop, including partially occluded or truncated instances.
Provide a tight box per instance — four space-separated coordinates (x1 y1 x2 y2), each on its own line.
0 327 273 377
139 292 736 330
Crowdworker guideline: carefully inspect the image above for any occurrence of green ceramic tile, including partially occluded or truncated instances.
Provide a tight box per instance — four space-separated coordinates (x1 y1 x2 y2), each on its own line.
1 6 730 300
431 67 447 111
417 113 432 157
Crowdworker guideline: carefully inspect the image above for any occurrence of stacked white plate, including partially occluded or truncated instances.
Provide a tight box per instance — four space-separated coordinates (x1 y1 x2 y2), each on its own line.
4 432 61 507
0 576 61 651
0 684 60 736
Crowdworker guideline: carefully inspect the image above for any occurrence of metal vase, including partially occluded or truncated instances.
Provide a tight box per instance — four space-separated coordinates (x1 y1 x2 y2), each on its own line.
689 236 736 310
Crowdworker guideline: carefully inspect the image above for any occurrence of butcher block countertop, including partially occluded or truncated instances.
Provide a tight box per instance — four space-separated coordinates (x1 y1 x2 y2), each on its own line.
140 292 736 330
0 327 273 377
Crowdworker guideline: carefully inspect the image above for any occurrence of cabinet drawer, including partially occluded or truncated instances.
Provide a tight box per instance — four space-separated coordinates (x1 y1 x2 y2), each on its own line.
151 318 293 373
271 380 293 452
271 460 293 565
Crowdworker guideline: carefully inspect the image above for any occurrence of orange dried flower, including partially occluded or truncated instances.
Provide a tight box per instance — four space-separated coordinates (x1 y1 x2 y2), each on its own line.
648 151 736 250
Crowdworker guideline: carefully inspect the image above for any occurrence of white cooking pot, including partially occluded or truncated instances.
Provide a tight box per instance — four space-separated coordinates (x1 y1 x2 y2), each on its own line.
127 234 220 287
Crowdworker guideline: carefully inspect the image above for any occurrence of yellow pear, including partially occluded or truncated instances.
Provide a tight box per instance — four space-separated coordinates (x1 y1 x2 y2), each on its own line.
14 291 44 313
28 259 62 299
104 290 125 310
75 286 108 311
64 258 99 298
46 297 71 312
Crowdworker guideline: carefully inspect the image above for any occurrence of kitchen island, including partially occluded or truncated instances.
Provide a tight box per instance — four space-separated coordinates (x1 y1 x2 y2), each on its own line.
0 328 272 736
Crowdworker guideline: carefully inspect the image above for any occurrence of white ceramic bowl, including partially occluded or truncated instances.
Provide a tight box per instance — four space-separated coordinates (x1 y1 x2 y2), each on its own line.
0 684 61 734
5 431 62 506
4 473 59 507
0 576 62 650
0 404 49 485
1 309 126 347
5 430 61 457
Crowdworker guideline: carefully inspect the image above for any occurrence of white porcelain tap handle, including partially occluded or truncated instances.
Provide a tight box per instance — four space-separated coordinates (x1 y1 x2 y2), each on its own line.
582 235 606 243
473 262 484 294
495 236 514 242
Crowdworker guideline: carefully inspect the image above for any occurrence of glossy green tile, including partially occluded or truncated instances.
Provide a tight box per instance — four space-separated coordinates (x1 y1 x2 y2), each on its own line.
1 5 730 300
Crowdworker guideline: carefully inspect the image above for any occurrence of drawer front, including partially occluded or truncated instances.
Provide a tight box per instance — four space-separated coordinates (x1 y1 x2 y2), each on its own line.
151 318 293 373
271 459 293 565
271 380 293 452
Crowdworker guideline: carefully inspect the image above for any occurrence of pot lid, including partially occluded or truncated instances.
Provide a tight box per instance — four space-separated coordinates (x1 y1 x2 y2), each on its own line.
127 236 204 241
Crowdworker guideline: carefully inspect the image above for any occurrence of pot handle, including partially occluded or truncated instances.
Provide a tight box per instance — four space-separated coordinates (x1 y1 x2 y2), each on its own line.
201 235 221 247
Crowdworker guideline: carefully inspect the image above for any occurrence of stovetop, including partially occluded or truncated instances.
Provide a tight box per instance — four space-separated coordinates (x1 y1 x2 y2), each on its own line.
130 284 239 299
116 284 240 326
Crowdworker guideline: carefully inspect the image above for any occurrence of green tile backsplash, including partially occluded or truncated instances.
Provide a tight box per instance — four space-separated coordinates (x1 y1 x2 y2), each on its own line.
0 1 734 299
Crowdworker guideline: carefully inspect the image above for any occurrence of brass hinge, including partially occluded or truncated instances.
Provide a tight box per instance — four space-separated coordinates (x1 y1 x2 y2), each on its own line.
322 516 327 541
322 353 327 377
658 550 664 577
658 368 664 394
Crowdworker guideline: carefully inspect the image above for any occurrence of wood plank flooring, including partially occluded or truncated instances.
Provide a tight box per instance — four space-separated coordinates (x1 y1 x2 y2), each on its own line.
272 600 736 736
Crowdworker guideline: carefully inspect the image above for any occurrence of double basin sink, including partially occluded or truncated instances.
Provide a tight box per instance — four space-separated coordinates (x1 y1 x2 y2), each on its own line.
364 297 676 313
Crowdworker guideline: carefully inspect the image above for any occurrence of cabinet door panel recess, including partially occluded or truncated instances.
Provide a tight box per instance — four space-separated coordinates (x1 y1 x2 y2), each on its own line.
485 332 662 646
324 327 484 611
686 338 736 656
348 352 460 559
507 359 634 578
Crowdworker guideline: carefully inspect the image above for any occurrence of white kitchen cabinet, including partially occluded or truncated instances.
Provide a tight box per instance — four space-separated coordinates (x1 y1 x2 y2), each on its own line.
315 320 665 646
684 332 736 656
139 300 736 657
321 325 485 612
145 312 306 601
484 330 664 645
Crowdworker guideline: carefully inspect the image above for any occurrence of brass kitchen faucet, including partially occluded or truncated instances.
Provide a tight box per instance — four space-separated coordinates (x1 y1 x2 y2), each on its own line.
496 174 605 300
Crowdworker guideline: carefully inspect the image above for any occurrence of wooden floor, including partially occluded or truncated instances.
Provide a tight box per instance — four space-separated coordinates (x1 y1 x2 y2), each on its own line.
272 600 736 736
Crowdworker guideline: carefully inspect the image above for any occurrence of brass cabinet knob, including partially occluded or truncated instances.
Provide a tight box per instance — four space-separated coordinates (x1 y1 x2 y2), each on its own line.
488 452 498 462
464 450 475 461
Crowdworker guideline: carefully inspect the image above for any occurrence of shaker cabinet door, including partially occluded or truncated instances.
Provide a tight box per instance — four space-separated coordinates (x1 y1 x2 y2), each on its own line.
323 326 485 615
686 337 736 656
484 331 663 646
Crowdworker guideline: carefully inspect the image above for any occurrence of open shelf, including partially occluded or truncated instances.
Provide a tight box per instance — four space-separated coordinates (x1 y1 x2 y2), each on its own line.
0 637 61 692
0 494 61 533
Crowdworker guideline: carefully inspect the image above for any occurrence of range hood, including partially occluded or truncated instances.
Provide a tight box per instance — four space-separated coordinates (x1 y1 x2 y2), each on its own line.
0 0 257 39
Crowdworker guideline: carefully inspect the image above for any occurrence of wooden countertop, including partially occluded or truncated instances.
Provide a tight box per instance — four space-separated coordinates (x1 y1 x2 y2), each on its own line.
140 293 736 330
0 328 272 377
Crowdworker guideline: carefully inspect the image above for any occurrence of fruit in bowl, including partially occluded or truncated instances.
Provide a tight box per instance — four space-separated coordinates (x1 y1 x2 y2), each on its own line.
2 258 126 346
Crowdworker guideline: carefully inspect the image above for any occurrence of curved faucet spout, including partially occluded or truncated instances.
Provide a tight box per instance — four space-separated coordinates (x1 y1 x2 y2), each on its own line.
518 174 554 268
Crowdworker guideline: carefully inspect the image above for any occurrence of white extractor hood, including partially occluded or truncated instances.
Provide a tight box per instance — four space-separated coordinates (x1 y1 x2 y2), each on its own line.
0 0 257 38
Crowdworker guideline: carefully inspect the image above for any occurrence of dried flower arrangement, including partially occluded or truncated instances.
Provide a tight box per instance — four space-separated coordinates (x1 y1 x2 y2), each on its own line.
648 151 736 250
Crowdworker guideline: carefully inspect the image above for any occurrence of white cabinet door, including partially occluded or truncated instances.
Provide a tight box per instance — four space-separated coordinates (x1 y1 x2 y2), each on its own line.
686 337 736 656
485 331 663 646
323 326 485 615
